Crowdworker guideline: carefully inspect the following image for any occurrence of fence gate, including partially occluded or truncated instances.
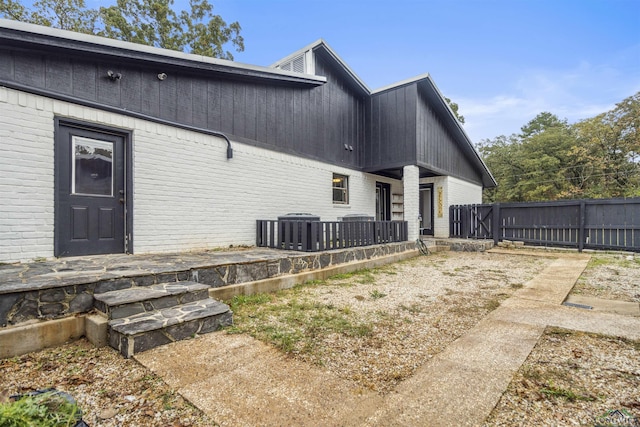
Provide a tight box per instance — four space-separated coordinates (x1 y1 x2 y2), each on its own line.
450 204 493 239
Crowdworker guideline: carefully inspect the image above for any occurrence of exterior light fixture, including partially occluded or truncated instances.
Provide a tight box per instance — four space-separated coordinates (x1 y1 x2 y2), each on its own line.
157 73 168 81
106 70 121 81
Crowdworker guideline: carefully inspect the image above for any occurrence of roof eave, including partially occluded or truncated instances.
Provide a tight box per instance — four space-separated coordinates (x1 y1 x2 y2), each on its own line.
418 76 497 188
0 19 327 86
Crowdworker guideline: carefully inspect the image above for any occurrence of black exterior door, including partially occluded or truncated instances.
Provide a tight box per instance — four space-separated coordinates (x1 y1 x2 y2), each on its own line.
419 184 434 235
376 182 391 221
55 122 126 257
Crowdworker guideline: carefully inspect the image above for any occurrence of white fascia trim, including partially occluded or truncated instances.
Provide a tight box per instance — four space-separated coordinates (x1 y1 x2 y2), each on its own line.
315 42 371 94
371 73 431 95
422 76 497 187
0 19 326 83
270 39 324 68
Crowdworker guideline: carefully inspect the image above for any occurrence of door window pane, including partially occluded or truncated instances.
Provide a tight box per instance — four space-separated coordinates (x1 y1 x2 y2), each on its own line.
72 137 113 196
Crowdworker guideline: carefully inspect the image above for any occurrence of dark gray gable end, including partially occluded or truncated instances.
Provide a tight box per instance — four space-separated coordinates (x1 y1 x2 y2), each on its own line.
0 19 496 187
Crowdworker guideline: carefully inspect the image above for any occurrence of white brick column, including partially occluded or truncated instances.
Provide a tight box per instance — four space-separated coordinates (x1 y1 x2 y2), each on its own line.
403 165 420 241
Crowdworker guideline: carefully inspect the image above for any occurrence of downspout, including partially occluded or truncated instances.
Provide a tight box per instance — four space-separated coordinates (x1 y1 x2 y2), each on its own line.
216 132 233 159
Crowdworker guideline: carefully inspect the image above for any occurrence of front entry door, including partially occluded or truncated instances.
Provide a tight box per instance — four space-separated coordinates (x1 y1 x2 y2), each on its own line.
419 184 434 235
376 182 391 221
55 122 127 257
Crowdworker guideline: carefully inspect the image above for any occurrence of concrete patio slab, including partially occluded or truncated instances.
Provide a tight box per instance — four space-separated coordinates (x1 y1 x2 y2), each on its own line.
564 294 640 316
135 333 383 427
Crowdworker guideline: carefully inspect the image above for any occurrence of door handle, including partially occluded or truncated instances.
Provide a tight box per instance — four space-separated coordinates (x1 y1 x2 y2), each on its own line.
119 198 125 204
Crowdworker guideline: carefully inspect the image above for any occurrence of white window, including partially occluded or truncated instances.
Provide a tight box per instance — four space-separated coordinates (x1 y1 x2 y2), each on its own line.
332 174 349 204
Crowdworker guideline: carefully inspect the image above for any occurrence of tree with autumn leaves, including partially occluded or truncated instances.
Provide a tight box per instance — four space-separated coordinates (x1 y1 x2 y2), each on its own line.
478 92 640 202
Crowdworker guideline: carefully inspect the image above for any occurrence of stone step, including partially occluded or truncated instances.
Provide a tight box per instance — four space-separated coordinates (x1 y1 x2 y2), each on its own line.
94 281 210 320
108 298 233 358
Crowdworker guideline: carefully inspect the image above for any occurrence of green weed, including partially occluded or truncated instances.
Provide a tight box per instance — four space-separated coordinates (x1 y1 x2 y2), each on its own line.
370 289 387 300
399 303 424 314
0 391 82 427
540 382 594 402
484 299 501 311
229 295 372 356
228 293 273 311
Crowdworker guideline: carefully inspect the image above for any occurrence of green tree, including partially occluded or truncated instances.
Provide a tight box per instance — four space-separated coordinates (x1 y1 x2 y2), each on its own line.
0 0 98 33
444 97 465 124
519 111 567 138
477 134 522 202
571 92 640 198
479 113 575 202
478 95 640 202
0 0 244 59
100 0 243 59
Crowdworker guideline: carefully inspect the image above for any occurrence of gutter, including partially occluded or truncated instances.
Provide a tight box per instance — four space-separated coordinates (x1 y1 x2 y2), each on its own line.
1 81 235 160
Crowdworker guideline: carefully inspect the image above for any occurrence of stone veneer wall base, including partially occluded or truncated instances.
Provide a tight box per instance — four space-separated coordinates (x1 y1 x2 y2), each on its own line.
210 249 420 301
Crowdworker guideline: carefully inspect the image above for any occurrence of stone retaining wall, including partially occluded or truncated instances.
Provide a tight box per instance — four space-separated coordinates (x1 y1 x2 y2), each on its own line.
1 242 415 326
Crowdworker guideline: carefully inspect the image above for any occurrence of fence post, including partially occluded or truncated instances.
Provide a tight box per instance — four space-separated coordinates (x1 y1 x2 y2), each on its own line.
492 203 501 246
578 201 586 252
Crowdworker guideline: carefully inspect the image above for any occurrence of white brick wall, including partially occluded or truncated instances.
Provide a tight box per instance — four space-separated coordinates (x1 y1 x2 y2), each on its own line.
0 87 55 262
0 87 396 262
132 120 380 253
403 165 420 240
1 86 483 262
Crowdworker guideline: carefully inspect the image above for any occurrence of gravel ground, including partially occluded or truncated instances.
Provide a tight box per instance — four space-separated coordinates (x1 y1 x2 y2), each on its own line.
254 251 548 393
1 250 638 426
484 327 640 427
570 253 640 302
482 252 640 427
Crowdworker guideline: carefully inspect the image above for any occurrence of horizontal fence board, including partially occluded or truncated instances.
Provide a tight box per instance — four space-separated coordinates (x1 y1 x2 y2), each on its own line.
257 220 408 252
450 198 640 252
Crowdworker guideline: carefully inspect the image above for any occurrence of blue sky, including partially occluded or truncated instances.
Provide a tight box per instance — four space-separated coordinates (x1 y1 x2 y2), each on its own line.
186 0 640 144
23 0 640 143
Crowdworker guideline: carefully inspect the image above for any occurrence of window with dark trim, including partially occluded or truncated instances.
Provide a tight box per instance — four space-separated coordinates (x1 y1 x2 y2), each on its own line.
332 174 349 204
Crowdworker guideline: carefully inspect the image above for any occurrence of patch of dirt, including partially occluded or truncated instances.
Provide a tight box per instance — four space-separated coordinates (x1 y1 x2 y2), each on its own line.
0 341 217 426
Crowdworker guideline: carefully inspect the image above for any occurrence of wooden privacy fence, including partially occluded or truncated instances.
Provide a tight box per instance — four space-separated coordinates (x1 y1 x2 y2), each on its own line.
450 198 640 252
256 220 408 252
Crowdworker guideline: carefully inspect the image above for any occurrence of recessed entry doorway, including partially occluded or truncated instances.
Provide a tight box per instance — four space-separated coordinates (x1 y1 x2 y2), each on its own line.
54 120 132 257
419 184 434 235
376 182 391 221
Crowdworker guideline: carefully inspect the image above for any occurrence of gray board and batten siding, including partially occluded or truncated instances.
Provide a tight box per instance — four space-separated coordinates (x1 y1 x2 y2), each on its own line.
0 25 362 169
366 80 488 186
0 20 493 186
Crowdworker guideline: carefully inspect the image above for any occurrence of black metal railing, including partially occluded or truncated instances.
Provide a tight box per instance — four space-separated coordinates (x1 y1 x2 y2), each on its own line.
450 198 640 252
256 220 408 252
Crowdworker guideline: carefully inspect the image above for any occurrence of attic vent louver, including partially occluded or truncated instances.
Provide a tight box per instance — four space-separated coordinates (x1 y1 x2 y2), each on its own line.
278 53 305 73
291 55 305 73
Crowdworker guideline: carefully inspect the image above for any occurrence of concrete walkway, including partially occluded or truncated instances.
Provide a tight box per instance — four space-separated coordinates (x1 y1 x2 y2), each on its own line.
135 251 640 427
